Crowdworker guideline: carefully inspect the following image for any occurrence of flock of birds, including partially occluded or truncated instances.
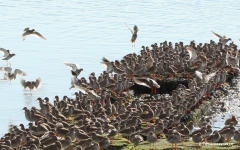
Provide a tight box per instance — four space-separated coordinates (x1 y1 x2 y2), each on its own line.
0 27 45 95
0 25 240 150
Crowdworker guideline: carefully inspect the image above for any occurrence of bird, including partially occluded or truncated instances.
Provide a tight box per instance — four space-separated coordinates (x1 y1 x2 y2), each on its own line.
100 57 114 74
195 71 216 83
0 68 27 84
192 132 202 150
211 31 231 47
206 130 221 149
125 23 139 47
0 48 15 67
185 46 198 67
22 27 46 41
133 76 160 93
226 51 239 67
63 61 83 77
225 115 238 126
147 131 157 150
20 77 41 96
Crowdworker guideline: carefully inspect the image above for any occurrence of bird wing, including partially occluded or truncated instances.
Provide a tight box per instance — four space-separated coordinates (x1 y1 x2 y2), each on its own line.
195 71 203 80
211 31 222 39
87 90 101 99
102 57 110 63
149 78 160 88
31 31 46 40
226 51 230 65
133 77 151 88
185 47 197 61
14 69 27 76
63 61 79 71
206 72 216 82
20 78 27 89
24 27 29 31
100 62 112 70
0 48 9 57
71 76 78 85
125 23 133 34
73 84 88 94
34 77 41 89
0 67 12 73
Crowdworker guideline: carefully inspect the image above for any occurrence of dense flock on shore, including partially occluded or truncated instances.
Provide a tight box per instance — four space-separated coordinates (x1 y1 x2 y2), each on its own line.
0 26 240 150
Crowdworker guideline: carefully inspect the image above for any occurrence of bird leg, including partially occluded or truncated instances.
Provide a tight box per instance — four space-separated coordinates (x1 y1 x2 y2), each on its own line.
127 136 131 143
175 143 177 150
154 86 156 93
181 139 184 145
152 118 155 123
204 137 206 143
118 133 120 139
30 90 32 96
227 138 229 145
144 121 148 127
192 63 197 68
218 83 221 87
151 88 154 94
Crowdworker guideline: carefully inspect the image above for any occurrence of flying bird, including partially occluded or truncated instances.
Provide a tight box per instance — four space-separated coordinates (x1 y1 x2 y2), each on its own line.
22 27 46 41
0 48 15 67
0 67 26 81
125 23 139 47
185 46 198 68
63 61 83 77
211 31 231 47
20 77 41 96
195 70 216 83
0 68 27 84
133 77 160 93
100 57 114 74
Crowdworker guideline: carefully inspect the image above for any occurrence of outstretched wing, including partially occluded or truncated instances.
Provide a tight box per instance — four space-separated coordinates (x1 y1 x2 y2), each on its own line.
149 78 160 88
0 67 12 73
211 31 222 39
195 71 203 80
102 57 110 63
23 27 29 31
0 48 9 57
226 51 230 65
73 84 87 94
31 31 46 40
63 61 80 71
206 72 216 82
14 69 27 76
133 77 151 88
186 47 197 61
20 78 27 89
125 23 133 34
34 77 41 89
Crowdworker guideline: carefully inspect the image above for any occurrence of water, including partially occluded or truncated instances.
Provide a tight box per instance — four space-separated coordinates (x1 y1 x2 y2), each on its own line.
0 0 240 136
